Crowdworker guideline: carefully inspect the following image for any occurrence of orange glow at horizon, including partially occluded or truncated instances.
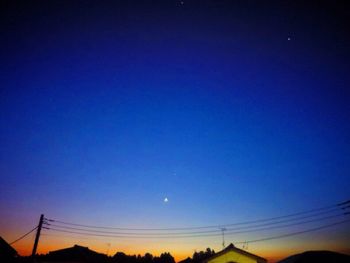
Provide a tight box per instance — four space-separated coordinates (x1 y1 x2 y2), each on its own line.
9 235 350 263
12 243 290 263
4 214 350 263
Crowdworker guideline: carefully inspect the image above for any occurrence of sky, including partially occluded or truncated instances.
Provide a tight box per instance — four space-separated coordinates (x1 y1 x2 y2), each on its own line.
0 0 350 262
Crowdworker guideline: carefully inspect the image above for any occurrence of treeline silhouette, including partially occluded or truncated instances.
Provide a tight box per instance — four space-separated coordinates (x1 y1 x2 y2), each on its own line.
113 251 175 263
15 246 215 263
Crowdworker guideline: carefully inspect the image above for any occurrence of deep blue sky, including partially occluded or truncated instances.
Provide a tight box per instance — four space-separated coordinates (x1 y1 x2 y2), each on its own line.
1 0 349 259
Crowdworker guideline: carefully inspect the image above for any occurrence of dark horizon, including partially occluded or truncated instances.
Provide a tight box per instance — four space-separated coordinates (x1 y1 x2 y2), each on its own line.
5 242 350 263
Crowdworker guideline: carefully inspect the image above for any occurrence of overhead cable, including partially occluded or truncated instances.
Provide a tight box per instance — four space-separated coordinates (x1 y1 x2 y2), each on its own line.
43 219 350 241
45 200 349 231
44 214 344 238
45 208 343 235
233 219 350 244
43 214 349 239
10 226 38 245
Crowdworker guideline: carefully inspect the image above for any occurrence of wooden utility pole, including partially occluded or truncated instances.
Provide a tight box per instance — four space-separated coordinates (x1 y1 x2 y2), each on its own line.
32 214 44 259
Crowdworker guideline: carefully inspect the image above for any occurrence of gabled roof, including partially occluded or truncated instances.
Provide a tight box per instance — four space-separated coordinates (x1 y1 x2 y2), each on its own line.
278 250 350 263
48 244 107 262
203 244 267 263
0 236 18 258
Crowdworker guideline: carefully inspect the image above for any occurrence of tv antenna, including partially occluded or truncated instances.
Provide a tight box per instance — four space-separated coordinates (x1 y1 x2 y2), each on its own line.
106 243 111 256
242 241 249 250
220 227 227 248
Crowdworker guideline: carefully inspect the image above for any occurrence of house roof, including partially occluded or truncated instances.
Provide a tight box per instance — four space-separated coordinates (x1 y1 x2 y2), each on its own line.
203 244 267 263
278 250 350 263
48 244 107 262
0 236 18 258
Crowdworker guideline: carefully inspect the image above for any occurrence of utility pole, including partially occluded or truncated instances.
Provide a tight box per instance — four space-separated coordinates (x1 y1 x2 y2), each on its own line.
32 214 44 260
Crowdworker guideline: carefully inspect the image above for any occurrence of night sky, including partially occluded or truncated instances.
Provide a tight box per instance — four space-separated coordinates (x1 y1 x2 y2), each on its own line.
1 1 350 262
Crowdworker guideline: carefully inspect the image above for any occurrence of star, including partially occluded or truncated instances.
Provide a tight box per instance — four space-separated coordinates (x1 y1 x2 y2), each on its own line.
287 37 291 41
164 197 169 203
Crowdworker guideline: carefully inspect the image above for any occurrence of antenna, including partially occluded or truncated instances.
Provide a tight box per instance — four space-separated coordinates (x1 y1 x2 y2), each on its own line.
242 241 249 250
220 227 226 248
106 243 111 256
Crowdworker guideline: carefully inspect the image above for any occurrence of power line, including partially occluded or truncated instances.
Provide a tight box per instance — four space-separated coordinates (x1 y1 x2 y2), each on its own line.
41 233 93 240
219 213 347 236
45 200 348 231
233 219 350 244
46 207 342 235
45 212 347 237
43 213 349 239
43 219 350 241
10 226 38 245
219 208 343 231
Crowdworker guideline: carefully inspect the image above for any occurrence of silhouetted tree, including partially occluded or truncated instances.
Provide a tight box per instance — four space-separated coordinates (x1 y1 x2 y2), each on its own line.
144 252 154 263
153 252 175 263
113 252 128 263
192 248 215 263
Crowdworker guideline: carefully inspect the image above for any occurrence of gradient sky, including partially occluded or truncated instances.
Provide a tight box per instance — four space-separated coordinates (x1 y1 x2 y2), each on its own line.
1 1 350 262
